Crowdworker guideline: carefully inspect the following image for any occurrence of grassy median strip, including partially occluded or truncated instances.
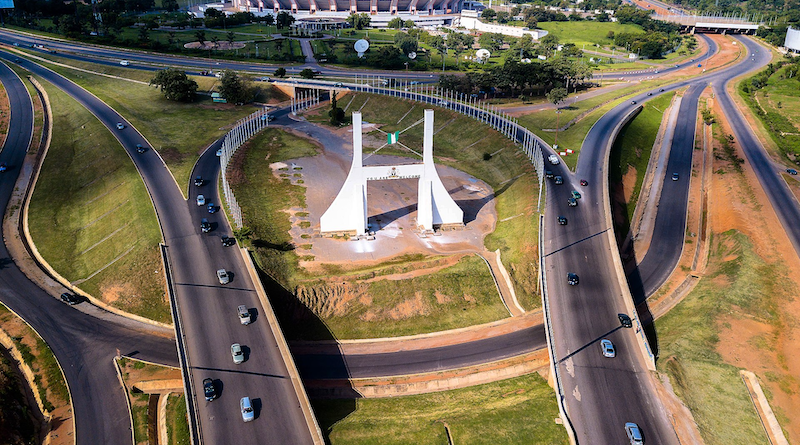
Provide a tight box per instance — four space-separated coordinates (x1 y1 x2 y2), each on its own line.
165 393 191 445
32 57 263 191
656 230 783 445
313 372 567 444
27 79 169 322
609 92 674 236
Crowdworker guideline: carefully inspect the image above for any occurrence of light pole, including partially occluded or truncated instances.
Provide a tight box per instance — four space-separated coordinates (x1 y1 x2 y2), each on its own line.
554 109 562 150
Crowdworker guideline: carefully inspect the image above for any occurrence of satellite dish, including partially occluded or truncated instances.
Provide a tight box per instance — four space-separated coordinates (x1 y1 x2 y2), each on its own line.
476 49 491 63
408 51 417 59
354 39 370 58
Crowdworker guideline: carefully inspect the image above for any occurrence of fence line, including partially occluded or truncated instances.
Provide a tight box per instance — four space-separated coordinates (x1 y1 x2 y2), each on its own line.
220 107 271 229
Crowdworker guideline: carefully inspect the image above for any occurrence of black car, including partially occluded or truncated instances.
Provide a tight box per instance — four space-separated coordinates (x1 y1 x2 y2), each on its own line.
647 92 652 96
787 168 798 175
194 176 204 186
558 216 567 225
554 175 563 185
659 88 665 92
545 170 554 179
568 197 577 207
221 236 236 247
136 144 146 153
618 313 633 328
200 218 211 233
0 162 7 172
60 292 81 305
203 378 216 401
567 273 579 285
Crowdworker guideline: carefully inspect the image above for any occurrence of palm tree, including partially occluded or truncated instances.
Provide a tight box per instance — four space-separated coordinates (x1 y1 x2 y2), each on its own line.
210 35 220 50
226 31 236 48
194 30 206 48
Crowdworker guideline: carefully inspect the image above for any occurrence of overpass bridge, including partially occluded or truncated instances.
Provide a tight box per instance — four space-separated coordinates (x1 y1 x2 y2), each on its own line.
654 13 761 34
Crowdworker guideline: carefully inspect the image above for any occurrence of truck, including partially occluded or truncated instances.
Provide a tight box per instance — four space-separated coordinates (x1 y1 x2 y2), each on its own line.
548 154 560 165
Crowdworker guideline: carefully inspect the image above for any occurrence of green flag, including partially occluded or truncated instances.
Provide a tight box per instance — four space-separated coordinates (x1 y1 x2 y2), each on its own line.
387 131 399 144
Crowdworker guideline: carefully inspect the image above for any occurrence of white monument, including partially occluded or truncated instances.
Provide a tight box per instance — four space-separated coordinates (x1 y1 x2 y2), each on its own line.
320 109 464 235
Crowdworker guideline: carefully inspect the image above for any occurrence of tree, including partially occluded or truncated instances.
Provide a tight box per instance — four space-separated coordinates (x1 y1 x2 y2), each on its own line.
167 31 177 46
496 11 510 23
329 92 345 126
481 9 497 20
210 35 220 50
194 29 206 47
274 67 286 77
138 26 150 42
547 87 568 105
227 31 236 47
264 14 275 26
219 70 252 104
387 17 404 29
163 0 179 11
276 11 295 29
346 13 371 30
479 32 504 52
150 68 198 102
525 17 538 28
394 32 418 55
448 32 474 67
300 68 316 79
404 20 415 28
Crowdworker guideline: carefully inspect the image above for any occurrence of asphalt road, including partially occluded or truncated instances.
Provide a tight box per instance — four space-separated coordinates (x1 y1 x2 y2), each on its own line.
1 53 315 444
0 55 178 445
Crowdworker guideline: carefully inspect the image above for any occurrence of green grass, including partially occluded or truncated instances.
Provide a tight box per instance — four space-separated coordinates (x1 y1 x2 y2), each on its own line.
314 372 568 445
130 393 150 444
298 255 508 339
655 230 791 445
743 63 800 159
166 393 191 445
33 57 262 192
28 78 170 322
609 92 674 236
538 21 644 48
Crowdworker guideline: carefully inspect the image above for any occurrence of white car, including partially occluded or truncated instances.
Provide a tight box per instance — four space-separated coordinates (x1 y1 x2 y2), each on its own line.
231 343 244 364
238 305 251 325
240 397 254 422
196 194 205 206
548 154 560 165
119 60 129 66
217 269 230 284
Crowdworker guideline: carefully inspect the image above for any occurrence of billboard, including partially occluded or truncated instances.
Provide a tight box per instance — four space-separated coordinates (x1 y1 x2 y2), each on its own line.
0 0 14 8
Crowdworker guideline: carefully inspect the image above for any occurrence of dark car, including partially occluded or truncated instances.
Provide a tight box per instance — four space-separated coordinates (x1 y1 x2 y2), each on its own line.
221 236 236 247
787 168 798 175
203 378 216 401
618 313 633 328
207 203 217 214
60 292 81 305
659 88 665 92
554 175 563 185
136 144 146 153
631 100 637 105
0 162 7 173
194 176 204 186
545 170 554 179
571 190 581 200
580 179 588 186
647 92 652 96
568 197 577 207
557 216 567 225
672 172 679 181
200 218 211 233
567 273 579 285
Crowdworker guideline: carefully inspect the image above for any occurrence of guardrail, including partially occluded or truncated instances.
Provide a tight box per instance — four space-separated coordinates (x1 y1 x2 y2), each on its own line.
539 214 579 445
219 107 271 229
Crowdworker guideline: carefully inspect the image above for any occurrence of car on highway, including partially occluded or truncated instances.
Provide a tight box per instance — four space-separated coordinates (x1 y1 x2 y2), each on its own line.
203 378 216 401
207 203 217 213
548 154 560 165
217 269 230 284
194 176 203 186
333 82 343 87
631 100 637 105
554 176 563 185
119 60 130 66
558 216 567 225
238 305 252 325
200 218 211 233
672 172 679 181
231 343 244 364
787 168 798 175
60 292 81 305
580 179 588 186
221 236 236 247
567 197 577 207
659 88 665 92
196 194 205 206
0 162 7 173
438 100 449 106
647 92 652 96
567 273 579 285
625 422 644 444
545 170 553 179
618 313 633 328
240 396 254 422
600 339 615 358
216 148 223 156
136 144 145 153
116 122 125 130
571 190 581 200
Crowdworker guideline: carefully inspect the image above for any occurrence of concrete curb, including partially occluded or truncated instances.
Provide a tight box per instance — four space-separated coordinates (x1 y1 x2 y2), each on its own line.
599 105 657 371
475 252 513 317
113 356 137 445
740 370 790 445
158 394 169 445
494 248 525 314
239 248 324 445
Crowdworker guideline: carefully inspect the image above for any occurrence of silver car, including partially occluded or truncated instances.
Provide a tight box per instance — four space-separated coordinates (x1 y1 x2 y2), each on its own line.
600 339 615 358
625 422 644 444
240 396 254 422
231 343 244 364
217 269 230 284
196 194 205 206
